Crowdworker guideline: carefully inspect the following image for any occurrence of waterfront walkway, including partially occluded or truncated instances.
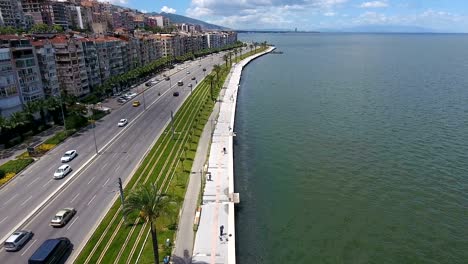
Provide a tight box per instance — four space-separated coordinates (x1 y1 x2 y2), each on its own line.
187 47 275 264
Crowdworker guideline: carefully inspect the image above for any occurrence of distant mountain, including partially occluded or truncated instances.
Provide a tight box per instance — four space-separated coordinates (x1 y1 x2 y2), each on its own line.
147 12 229 31
321 25 437 33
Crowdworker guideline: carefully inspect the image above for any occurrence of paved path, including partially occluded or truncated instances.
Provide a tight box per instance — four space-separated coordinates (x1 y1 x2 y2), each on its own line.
0 126 63 166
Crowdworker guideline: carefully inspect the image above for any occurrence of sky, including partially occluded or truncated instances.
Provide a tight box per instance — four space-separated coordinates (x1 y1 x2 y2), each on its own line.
101 0 468 32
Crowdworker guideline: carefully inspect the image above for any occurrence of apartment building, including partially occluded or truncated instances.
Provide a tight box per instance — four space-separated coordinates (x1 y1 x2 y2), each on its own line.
0 0 26 28
0 47 22 117
79 38 101 89
51 35 89 96
1 35 44 104
32 39 60 97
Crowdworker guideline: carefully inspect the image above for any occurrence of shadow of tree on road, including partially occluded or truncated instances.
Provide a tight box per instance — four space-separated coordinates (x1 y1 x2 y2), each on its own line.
171 249 209 264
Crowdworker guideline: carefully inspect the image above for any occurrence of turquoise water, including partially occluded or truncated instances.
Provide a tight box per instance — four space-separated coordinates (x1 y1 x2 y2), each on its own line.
234 33 468 263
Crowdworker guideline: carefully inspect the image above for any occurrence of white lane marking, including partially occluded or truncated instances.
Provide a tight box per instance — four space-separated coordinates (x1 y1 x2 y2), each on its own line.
114 163 121 172
101 162 110 170
103 177 110 187
70 193 80 203
4 194 18 205
20 195 33 206
42 179 52 188
0 216 8 224
21 239 37 256
87 194 97 206
25 177 39 188
112 153 118 159
87 176 95 185
67 216 79 230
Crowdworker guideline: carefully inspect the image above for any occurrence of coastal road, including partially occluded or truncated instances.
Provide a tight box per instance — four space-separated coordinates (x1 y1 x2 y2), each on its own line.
0 51 229 263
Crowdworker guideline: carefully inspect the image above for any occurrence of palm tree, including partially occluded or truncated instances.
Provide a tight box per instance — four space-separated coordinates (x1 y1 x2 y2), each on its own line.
213 64 221 85
222 54 228 67
249 44 253 53
123 184 171 264
206 75 215 101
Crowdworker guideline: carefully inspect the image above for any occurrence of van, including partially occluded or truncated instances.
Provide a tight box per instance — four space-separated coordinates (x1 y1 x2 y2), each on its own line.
177 81 183 86
28 237 72 264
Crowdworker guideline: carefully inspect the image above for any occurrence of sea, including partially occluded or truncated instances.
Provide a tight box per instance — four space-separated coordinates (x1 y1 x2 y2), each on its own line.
234 33 468 263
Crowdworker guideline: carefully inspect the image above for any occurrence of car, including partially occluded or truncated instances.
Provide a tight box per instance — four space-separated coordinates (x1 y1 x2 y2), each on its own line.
173 92 179 97
4 230 33 251
202 68 206 71
165 76 170 81
132 101 141 107
28 237 72 264
191 76 196 80
188 84 193 88
53 164 71 179
61 150 77 163
117 98 127 103
145 82 152 87
177 81 184 86
186 71 190 74
50 208 76 227
118 119 128 127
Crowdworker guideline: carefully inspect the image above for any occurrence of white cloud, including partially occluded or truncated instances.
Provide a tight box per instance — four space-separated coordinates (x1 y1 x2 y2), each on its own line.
324 12 336 16
186 0 349 29
141 9 148 14
360 1 388 8
161 6 176 14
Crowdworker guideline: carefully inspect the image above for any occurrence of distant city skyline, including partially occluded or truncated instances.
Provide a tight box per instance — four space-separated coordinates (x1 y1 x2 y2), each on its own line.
100 0 468 32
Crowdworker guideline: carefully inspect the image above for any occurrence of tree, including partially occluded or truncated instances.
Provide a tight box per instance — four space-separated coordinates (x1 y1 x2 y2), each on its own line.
213 64 221 85
206 75 215 101
123 184 171 264
222 54 228 67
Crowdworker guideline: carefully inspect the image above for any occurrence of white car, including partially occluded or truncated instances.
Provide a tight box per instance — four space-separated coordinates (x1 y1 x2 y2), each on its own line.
50 208 77 227
186 71 190 74
61 150 77 162
118 119 128 127
54 164 72 179
4 230 33 251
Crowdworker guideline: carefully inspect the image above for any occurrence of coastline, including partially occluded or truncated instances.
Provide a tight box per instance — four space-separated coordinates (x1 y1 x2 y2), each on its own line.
191 46 275 264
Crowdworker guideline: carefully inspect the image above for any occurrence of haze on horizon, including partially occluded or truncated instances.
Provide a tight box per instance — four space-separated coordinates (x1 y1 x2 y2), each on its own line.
102 0 468 33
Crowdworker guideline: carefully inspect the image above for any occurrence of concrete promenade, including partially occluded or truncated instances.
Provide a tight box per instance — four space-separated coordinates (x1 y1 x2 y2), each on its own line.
191 46 275 264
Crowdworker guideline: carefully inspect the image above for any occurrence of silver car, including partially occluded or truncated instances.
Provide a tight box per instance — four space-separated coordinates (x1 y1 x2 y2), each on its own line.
61 150 77 162
54 164 72 179
50 208 77 227
4 230 33 251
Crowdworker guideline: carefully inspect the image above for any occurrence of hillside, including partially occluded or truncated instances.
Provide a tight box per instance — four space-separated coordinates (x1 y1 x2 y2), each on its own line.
148 12 229 31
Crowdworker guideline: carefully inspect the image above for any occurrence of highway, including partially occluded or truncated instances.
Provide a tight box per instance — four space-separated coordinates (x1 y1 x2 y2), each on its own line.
0 51 230 263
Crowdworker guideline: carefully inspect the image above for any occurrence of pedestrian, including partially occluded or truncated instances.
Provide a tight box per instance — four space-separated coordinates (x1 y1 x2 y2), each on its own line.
220 225 224 237
223 147 226 154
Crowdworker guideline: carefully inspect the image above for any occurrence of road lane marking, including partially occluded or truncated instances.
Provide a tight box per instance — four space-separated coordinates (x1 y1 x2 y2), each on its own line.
20 195 33 206
101 162 110 170
103 178 110 187
3 194 18 205
114 164 121 172
67 216 79 230
42 179 52 188
21 239 37 256
25 177 39 188
0 216 8 224
87 195 97 206
70 193 80 203
87 176 96 185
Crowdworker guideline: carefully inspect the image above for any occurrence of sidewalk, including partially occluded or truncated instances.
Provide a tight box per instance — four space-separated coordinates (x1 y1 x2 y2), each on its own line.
0 125 63 166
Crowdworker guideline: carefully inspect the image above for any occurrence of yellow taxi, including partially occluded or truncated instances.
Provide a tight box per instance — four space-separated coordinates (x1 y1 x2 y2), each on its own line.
132 101 140 107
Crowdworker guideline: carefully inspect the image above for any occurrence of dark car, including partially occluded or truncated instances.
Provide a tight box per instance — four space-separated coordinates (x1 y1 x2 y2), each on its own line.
169 65 175 69
202 68 206 71
191 76 196 80
28 237 72 264
173 92 179 97
165 76 170 81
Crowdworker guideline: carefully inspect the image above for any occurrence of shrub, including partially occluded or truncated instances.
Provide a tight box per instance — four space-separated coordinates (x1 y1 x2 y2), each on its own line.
65 114 88 130
0 169 5 179
0 158 34 174
35 143 55 154
44 130 70 145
